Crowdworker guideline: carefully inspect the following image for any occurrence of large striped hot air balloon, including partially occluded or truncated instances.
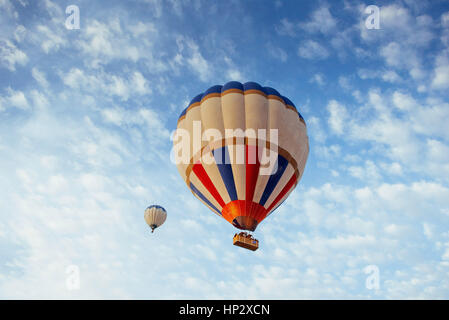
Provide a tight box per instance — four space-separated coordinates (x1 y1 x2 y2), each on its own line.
173 81 308 250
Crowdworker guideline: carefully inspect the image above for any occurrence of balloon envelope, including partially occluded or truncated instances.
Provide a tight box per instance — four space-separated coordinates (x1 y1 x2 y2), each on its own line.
144 205 167 233
174 81 309 231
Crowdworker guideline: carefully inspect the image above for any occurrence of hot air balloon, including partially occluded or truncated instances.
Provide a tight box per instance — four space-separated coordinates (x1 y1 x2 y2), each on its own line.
144 205 167 233
173 81 309 250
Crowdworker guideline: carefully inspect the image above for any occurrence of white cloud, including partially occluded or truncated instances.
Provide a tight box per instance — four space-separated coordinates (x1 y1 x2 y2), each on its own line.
361 4 434 47
109 76 129 100
307 116 327 143
14 25 26 42
358 4 434 82
0 0 18 19
60 68 152 101
327 89 449 180
31 68 49 88
142 0 163 18
427 139 449 163
310 73 325 86
348 160 381 183
379 42 424 79
100 106 170 143
176 36 212 82
381 70 401 83
101 108 125 126
128 21 156 36
392 91 417 111
186 44 211 82
298 40 329 60
352 90 362 103
379 42 403 67
380 162 403 176
441 11 449 28
7 89 28 109
75 19 159 68
357 68 402 83
131 72 151 95
266 43 288 62
78 19 137 62
0 87 29 110
327 100 348 135
263 181 449 300
300 6 337 34
338 76 352 90
36 25 66 53
227 69 244 82
275 18 296 36
315 144 341 160
0 39 28 71
61 68 94 89
343 91 421 163
431 52 449 89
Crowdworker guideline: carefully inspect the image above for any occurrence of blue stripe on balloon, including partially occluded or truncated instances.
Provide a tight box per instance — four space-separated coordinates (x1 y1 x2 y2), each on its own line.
179 106 188 118
282 96 296 109
203 85 223 97
263 86 282 99
190 93 203 105
281 95 305 122
147 205 166 212
213 146 238 202
189 182 222 215
243 81 264 92
259 155 289 206
179 93 202 119
222 81 243 92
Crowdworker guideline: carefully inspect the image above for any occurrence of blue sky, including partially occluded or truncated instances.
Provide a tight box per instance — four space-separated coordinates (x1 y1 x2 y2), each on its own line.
1 0 449 299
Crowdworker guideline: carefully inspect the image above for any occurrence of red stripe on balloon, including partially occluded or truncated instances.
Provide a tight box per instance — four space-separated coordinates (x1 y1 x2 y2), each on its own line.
245 144 260 201
192 162 226 208
254 204 268 223
245 144 260 220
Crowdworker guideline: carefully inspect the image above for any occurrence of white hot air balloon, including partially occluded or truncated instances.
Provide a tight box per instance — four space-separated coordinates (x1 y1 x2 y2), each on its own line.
144 205 167 233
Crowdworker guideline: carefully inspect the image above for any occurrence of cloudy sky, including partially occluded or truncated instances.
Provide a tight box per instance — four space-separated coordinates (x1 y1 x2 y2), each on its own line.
1 0 449 299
